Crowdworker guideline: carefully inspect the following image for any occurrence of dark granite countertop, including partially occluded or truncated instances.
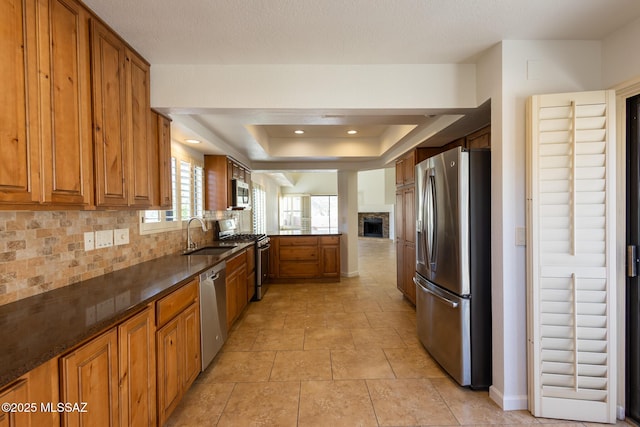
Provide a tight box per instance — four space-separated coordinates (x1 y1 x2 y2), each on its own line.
0 242 252 388
268 230 341 236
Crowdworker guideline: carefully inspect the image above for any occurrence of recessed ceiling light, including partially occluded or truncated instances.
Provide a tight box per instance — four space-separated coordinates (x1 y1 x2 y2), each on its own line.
294 130 305 134
347 130 358 135
185 139 201 144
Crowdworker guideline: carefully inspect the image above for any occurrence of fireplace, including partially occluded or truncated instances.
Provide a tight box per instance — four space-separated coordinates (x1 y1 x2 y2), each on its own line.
357 212 389 238
363 218 383 237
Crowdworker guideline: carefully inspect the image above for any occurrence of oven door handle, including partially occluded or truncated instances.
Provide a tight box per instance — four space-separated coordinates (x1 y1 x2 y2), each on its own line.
260 243 271 250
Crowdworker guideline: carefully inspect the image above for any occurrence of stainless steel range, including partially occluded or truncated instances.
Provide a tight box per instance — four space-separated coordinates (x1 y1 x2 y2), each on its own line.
216 219 270 300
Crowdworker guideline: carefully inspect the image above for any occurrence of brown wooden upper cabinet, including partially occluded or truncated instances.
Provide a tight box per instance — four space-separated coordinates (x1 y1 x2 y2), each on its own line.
0 0 94 208
91 19 152 209
150 110 173 209
395 150 416 186
204 155 251 210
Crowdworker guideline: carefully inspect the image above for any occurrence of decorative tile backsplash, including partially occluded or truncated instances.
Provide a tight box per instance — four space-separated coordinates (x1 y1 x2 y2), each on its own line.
0 210 223 306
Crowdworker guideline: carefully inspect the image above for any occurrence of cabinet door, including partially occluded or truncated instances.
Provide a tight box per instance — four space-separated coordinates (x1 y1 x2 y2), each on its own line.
403 187 415 244
181 303 200 390
403 243 416 304
157 114 172 208
204 155 229 211
156 315 181 426
403 151 415 184
395 158 404 186
39 0 93 206
0 379 29 427
118 307 156 427
0 0 40 205
91 19 128 207
320 245 340 278
126 49 152 208
395 191 403 241
236 265 248 314
61 328 119 427
396 240 404 294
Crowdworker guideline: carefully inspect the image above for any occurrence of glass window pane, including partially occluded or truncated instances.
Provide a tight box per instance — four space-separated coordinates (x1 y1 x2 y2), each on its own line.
194 165 204 217
180 160 191 219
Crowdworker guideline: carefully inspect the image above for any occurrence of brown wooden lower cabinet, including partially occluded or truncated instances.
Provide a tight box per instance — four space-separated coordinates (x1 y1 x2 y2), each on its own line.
60 327 119 427
0 379 29 427
118 307 156 427
269 235 341 280
1 281 204 427
225 250 248 329
60 305 156 427
0 358 60 427
156 283 201 426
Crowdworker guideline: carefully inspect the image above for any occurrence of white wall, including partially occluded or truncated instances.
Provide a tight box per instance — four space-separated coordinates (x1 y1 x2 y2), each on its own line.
357 168 396 239
250 172 281 233
476 40 603 410
152 64 477 109
280 172 337 195
603 16 640 88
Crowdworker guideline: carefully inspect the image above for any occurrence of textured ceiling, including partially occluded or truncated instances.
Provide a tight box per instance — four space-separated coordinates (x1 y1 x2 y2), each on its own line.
82 0 640 169
83 0 640 65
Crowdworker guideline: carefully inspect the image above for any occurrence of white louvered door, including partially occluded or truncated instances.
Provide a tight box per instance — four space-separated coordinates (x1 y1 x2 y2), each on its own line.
526 90 617 423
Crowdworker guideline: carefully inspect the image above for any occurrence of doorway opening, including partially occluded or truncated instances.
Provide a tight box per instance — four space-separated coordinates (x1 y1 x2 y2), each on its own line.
625 93 640 424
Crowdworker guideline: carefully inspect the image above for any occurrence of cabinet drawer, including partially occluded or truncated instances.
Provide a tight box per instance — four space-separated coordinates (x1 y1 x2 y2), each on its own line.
319 236 339 245
279 237 318 246
226 250 246 272
280 262 320 278
157 280 198 327
279 246 317 261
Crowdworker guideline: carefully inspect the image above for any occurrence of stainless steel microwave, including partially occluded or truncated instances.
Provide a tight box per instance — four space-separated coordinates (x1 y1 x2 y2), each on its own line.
232 179 250 208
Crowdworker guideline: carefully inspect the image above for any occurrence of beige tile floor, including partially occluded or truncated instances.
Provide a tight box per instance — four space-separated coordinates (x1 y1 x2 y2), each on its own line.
167 238 631 427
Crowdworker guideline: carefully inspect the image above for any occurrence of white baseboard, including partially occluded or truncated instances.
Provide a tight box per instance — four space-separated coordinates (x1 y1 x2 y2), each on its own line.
341 271 359 278
489 386 528 411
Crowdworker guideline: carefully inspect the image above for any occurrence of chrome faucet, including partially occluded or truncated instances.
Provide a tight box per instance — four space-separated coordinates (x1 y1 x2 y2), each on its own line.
186 217 207 251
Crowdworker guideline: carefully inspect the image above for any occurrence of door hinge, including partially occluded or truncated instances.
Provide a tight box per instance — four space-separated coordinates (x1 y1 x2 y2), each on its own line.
627 245 638 277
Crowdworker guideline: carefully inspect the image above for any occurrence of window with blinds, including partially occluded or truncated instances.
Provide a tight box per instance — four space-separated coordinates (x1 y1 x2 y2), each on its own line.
252 183 266 234
140 154 203 235
526 90 616 423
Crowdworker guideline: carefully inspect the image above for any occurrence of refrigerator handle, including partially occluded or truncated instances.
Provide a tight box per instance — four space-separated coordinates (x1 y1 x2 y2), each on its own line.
417 169 428 266
413 277 459 308
427 169 437 271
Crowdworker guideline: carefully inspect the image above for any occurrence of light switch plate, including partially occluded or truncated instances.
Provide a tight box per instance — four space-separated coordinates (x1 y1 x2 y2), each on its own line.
114 228 129 246
84 231 95 251
515 227 526 246
95 229 113 249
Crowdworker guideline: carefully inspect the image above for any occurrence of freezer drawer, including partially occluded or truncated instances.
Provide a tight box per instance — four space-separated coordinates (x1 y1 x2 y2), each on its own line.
415 274 470 386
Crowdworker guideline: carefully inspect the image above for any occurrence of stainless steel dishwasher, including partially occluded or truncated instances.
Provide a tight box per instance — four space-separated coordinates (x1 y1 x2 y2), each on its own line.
199 262 227 371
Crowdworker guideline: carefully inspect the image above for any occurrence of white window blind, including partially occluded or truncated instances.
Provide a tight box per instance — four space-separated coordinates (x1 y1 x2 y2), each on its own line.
180 160 191 219
526 90 616 423
194 165 203 218
140 154 203 235
252 183 266 234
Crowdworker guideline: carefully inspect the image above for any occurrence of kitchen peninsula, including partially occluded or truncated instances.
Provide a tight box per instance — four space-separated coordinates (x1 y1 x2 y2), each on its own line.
268 231 341 281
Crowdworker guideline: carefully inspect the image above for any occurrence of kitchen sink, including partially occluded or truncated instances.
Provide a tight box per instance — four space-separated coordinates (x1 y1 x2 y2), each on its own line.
183 245 236 256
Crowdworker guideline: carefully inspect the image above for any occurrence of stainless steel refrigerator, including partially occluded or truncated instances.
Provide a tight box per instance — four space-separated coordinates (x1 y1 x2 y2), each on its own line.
414 146 492 388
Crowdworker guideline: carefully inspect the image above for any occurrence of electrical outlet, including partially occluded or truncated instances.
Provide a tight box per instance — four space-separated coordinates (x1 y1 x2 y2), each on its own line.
95 229 113 249
84 231 95 251
114 228 129 246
